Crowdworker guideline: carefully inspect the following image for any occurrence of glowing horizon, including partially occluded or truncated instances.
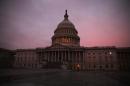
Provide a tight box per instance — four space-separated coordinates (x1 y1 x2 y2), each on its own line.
0 0 129 49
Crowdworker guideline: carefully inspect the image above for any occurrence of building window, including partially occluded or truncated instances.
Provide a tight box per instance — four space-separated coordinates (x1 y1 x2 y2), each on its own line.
105 64 108 68
111 64 113 68
109 51 112 55
24 64 26 67
93 56 96 58
93 64 96 68
105 56 108 62
88 53 90 55
100 65 102 69
88 64 91 68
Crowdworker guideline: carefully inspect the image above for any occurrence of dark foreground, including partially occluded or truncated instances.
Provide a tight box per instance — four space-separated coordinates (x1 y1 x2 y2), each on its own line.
0 69 130 86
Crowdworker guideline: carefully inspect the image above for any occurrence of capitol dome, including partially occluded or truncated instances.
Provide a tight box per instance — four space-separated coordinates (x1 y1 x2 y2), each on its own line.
57 17 75 28
52 10 80 46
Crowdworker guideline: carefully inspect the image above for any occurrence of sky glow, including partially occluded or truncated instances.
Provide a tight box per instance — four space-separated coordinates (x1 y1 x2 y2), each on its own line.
0 0 129 49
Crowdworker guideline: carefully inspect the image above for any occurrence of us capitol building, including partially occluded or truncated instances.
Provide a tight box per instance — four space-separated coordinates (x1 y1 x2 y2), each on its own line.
14 10 130 71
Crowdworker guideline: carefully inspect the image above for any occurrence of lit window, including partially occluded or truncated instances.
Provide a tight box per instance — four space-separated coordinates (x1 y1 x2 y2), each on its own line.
109 51 112 55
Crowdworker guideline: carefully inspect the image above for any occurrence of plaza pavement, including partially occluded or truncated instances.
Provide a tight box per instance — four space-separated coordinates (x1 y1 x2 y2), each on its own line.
0 69 130 86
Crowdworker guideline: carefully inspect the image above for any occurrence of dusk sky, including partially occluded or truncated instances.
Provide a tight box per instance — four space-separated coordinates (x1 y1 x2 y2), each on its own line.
0 0 129 49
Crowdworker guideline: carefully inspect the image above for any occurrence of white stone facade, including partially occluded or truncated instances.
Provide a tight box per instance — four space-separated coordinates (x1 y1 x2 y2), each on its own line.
84 47 118 71
14 49 41 68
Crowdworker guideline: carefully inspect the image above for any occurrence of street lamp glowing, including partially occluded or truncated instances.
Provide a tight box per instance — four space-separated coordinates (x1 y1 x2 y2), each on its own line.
77 64 80 68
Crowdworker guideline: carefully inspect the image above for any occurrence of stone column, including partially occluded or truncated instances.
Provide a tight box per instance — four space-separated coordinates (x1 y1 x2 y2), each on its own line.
68 50 70 62
61 51 63 63
75 51 77 63
71 51 73 63
72 51 74 64
44 51 46 61
47 52 49 62
55 51 57 62
58 50 59 62
66 51 68 61
48 51 50 62
52 51 54 62
64 51 66 62
79 51 82 63
54 51 56 62
77 51 79 62
74 51 75 63
57 51 58 62
50 51 52 62
83 51 85 70
49 51 51 62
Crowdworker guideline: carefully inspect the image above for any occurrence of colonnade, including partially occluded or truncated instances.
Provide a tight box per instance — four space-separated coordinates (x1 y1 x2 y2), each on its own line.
42 49 85 70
